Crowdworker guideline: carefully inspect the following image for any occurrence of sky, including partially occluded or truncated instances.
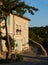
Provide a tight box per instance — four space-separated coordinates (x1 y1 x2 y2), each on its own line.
22 0 48 27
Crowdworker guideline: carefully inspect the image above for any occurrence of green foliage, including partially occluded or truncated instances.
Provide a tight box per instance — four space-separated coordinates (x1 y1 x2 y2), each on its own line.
30 26 48 38
0 59 12 64
0 54 23 63
9 35 15 48
16 54 23 62
0 0 38 16
29 26 48 52
29 28 42 43
0 0 38 59
41 38 48 52
5 35 15 49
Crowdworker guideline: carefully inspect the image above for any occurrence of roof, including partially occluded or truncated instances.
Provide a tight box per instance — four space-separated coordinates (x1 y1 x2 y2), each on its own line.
12 13 31 21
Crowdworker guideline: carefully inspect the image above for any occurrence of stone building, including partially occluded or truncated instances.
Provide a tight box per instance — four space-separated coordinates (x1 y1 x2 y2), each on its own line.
0 13 30 55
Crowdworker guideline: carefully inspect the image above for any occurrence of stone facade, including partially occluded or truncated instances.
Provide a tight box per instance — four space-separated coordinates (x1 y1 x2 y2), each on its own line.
0 13 30 53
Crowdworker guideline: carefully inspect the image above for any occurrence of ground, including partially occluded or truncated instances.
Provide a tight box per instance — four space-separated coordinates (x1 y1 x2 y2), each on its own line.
0 41 48 65
0 61 48 65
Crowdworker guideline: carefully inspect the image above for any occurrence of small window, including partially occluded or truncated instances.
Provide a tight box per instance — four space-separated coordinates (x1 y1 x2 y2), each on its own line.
16 24 18 29
16 24 18 35
19 25 21 35
16 24 21 35
16 29 18 35
7 15 10 25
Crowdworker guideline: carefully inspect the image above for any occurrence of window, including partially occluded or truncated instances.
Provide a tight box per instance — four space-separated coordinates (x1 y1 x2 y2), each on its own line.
7 15 10 25
19 25 21 35
16 24 21 35
16 24 18 29
16 24 18 35
16 39 22 51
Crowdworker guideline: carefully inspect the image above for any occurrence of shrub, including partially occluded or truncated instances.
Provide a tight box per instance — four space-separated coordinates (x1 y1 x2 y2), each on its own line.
9 35 15 48
41 38 48 52
16 54 23 62
0 59 11 64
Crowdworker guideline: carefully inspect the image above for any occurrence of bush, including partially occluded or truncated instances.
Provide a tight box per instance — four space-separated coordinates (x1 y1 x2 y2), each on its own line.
16 54 23 62
41 39 48 52
9 35 15 48
0 58 18 64
0 59 12 64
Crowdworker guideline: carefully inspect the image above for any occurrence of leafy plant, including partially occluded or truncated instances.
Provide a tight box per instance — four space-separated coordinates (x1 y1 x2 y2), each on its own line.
16 54 23 62
9 35 15 48
29 26 48 53
41 38 48 52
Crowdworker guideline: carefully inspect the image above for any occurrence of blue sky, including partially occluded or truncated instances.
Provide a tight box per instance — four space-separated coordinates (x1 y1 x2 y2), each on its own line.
22 0 48 27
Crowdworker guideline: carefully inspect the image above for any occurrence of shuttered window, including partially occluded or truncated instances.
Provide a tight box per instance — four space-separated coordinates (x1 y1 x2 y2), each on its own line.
7 15 10 25
16 24 21 35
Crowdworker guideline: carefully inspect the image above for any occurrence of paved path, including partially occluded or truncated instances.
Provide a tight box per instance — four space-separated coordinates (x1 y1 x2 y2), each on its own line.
23 55 48 62
0 54 48 65
20 53 48 62
0 61 48 65
29 39 47 56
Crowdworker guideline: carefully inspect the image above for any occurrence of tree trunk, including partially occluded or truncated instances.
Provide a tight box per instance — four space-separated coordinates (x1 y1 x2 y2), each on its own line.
5 16 11 59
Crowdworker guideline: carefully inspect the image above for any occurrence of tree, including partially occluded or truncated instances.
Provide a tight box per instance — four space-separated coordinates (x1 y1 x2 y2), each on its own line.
41 38 48 52
0 0 38 59
3 0 38 15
